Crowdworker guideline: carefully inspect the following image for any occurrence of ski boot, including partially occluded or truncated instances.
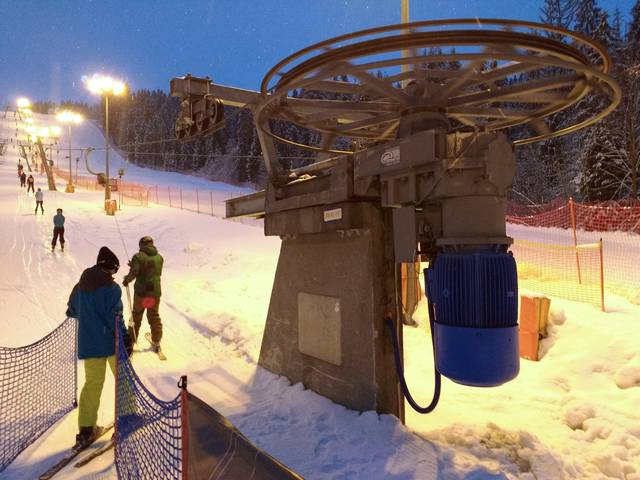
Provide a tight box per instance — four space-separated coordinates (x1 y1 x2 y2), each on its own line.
61 244 64 252
74 426 99 449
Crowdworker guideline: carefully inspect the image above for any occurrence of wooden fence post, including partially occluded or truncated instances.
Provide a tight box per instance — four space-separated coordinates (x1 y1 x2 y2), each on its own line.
196 189 200 213
155 185 159 204
599 238 605 312
569 197 582 284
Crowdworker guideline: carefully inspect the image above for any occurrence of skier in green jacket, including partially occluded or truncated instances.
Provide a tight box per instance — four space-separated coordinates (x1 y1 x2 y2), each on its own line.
123 236 164 354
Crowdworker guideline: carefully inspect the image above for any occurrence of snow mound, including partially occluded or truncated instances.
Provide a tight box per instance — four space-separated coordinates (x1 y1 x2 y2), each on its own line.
549 307 566 325
564 403 597 430
429 422 565 478
614 362 640 389
591 453 636 479
184 242 204 253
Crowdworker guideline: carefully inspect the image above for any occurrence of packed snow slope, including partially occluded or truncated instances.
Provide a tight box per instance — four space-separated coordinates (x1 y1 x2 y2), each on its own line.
1 112 640 479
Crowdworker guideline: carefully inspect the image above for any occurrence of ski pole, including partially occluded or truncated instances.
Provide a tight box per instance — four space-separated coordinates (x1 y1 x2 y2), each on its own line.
125 284 136 343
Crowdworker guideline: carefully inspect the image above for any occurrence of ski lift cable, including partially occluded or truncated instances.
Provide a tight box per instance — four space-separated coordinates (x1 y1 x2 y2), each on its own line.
112 213 130 262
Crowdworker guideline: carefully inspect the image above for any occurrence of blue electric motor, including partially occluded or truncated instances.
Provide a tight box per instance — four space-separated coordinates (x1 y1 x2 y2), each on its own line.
427 249 519 387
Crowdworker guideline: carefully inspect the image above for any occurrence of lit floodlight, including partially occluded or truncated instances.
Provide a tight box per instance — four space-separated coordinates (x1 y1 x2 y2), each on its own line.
17 97 31 109
50 126 62 136
82 72 125 208
83 73 126 96
56 110 83 124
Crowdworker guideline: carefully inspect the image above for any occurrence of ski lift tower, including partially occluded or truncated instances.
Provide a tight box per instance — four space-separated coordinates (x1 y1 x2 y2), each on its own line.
171 19 619 422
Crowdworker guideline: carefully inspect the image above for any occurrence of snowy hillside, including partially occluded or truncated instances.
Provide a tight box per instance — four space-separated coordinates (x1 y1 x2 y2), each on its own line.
1 113 640 479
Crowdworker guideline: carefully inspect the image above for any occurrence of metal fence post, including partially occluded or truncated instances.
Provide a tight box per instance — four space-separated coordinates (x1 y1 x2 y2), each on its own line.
180 189 183 210
179 376 189 480
210 191 214 216
169 186 172 208
196 189 200 214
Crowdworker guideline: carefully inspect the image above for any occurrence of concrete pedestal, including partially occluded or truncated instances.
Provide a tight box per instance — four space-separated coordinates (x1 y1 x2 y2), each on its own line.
258 202 403 418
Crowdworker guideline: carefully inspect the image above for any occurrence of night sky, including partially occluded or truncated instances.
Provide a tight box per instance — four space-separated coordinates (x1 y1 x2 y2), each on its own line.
0 0 635 106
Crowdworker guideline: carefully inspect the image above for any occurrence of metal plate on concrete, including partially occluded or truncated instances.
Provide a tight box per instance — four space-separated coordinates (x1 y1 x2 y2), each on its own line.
298 292 342 366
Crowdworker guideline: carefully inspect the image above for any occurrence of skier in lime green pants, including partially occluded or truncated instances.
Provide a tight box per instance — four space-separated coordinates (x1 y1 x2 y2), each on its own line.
78 357 117 427
67 247 133 447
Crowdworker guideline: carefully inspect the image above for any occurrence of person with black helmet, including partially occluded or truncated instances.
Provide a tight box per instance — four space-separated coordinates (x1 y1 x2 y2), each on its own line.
123 236 164 355
66 246 133 447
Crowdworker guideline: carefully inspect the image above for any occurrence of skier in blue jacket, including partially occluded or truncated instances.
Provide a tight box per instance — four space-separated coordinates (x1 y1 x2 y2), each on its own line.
51 208 65 252
66 246 132 447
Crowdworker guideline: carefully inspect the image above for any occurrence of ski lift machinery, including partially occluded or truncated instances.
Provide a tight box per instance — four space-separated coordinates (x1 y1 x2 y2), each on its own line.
170 19 620 422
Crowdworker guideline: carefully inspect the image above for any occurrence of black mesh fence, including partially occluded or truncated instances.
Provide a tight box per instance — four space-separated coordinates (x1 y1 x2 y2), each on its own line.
0 317 77 473
115 326 184 479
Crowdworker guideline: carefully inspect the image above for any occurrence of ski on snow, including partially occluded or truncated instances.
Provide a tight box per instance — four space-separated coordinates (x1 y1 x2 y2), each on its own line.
145 332 167 360
38 422 114 480
73 439 114 468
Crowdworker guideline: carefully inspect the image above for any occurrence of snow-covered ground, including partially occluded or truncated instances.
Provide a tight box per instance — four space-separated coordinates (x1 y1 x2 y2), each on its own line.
1 113 640 479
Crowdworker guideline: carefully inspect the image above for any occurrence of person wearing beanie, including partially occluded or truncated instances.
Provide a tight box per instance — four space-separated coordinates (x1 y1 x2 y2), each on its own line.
123 236 164 354
66 246 132 447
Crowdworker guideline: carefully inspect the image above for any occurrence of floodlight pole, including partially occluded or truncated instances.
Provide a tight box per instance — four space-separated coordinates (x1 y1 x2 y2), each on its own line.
401 0 410 87
65 124 74 192
105 94 111 203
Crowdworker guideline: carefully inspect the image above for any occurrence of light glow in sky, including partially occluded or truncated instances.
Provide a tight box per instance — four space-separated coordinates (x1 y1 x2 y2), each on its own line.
0 0 634 105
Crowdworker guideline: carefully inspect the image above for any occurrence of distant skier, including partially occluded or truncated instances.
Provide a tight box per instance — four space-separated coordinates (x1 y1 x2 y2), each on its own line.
26 174 35 193
19 171 26 188
51 208 65 252
123 236 164 354
66 246 132 447
35 188 44 214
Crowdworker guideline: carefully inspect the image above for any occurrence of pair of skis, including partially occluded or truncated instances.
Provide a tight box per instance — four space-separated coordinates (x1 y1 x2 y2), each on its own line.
38 423 114 480
144 332 167 361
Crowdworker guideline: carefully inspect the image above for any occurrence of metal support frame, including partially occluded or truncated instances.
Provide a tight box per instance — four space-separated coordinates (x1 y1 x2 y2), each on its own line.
171 18 619 421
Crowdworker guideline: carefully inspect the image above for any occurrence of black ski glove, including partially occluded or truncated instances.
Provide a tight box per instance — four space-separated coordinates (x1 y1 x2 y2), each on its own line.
123 332 134 357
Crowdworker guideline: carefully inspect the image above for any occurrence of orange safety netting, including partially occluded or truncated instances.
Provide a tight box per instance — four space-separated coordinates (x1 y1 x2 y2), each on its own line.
51 167 245 220
507 198 640 305
510 240 604 310
54 167 149 207
507 198 640 233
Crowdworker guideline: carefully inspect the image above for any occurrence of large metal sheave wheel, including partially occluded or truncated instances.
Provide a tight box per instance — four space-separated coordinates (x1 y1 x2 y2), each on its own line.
258 18 621 154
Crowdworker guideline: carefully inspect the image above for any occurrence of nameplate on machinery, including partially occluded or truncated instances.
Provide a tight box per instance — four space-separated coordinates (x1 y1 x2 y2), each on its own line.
380 147 400 167
323 208 343 222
